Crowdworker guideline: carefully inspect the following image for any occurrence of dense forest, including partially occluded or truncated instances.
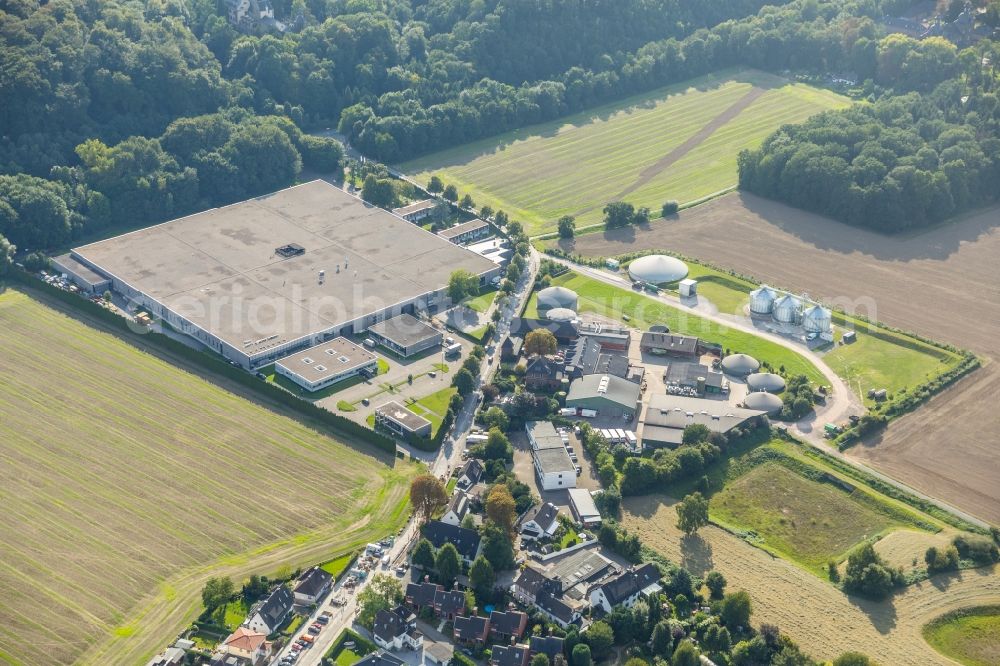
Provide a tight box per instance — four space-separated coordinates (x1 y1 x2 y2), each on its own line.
1 0 999 263
739 33 1000 231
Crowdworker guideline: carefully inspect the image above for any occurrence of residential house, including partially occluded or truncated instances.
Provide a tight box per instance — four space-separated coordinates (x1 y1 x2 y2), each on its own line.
422 520 482 565
524 356 565 392
511 566 559 606
218 627 269 665
519 502 560 541
489 610 528 642
491 644 531 666
433 588 467 621
589 563 662 613
373 606 423 651
456 459 485 489
441 490 471 527
352 651 407 666
529 635 564 662
534 591 579 628
293 566 333 606
501 332 524 361
453 614 490 645
242 585 293 635
405 581 441 612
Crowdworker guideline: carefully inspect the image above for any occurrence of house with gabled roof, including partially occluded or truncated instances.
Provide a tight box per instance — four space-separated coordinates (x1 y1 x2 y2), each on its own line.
405 581 441 611
373 606 422 651
293 566 333 606
489 609 528 641
529 635 564 662
589 563 662 613
441 490 471 527
453 614 490 645
491 644 531 666
242 585 293 635
422 520 482 565
433 588 467 620
519 502 560 541
456 459 485 489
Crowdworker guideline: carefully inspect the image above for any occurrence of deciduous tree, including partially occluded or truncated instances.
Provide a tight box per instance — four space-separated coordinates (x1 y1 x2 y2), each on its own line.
357 574 403 629
435 543 461 586
523 329 557 356
410 474 448 524
675 492 709 535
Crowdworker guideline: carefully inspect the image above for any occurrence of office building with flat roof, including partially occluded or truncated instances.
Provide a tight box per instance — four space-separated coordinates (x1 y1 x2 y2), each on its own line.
367 313 443 357
275 337 377 392
67 181 499 368
375 400 433 438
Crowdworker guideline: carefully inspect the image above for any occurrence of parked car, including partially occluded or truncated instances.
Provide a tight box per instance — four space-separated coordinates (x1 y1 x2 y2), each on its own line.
395 565 406 576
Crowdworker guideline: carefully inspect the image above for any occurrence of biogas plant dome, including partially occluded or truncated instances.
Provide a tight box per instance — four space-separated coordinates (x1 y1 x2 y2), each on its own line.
545 307 577 322
627 254 689 284
720 353 760 376
537 286 578 311
743 391 784 414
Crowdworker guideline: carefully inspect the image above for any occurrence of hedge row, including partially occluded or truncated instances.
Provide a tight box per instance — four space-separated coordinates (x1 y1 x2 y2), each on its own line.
14 273 397 455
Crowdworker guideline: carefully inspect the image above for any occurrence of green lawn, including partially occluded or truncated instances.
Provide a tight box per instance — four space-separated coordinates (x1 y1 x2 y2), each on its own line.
405 386 459 436
529 271 825 383
219 600 249 631
320 552 357 577
710 462 902 573
466 288 499 314
400 68 849 235
825 317 961 405
923 606 1000 666
326 629 377 665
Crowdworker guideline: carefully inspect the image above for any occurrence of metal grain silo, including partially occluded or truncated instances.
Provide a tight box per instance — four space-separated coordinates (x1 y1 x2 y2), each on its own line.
802 304 832 333
749 285 778 315
772 294 803 324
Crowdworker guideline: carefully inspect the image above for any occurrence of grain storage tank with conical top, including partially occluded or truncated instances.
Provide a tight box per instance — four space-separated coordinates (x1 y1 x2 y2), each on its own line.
772 294 802 324
749 285 778 315
802 304 832 333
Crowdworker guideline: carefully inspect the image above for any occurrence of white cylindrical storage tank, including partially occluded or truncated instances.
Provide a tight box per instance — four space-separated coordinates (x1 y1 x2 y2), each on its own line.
746 372 786 393
545 307 577 322
627 254 689 284
772 294 802 324
720 353 760 376
749 285 778 315
743 391 784 415
802 304 832 333
537 286 578 311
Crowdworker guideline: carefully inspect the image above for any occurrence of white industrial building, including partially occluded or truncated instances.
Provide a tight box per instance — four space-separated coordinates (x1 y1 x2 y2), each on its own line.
64 181 499 369
275 337 377 391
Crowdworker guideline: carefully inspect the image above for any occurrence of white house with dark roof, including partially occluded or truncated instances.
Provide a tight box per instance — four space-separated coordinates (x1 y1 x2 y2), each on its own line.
243 585 294 634
441 490 471 526
373 606 422 651
293 566 333 606
456 459 484 489
519 502 560 541
589 563 662 613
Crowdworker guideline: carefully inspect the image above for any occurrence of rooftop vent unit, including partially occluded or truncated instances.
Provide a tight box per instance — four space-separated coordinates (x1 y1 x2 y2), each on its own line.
314 364 327 372
276 243 305 258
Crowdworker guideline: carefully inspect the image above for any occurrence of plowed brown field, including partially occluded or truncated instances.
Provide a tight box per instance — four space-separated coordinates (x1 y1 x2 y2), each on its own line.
624 496 1000 664
559 193 1000 524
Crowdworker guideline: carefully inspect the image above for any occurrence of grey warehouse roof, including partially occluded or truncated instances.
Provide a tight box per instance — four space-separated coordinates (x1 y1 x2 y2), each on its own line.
566 374 641 409
71 181 495 354
276 337 375 381
368 313 440 349
534 447 575 475
642 394 765 446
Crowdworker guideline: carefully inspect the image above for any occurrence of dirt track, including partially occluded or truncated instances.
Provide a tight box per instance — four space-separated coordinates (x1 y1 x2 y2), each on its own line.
560 193 1000 525
624 496 1000 664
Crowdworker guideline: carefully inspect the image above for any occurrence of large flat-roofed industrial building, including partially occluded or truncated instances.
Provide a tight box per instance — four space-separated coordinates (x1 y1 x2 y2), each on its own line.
367 313 442 357
276 337 377 392
66 181 500 368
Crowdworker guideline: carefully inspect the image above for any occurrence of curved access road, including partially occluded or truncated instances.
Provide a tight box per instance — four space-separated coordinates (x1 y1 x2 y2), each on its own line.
544 254 991 530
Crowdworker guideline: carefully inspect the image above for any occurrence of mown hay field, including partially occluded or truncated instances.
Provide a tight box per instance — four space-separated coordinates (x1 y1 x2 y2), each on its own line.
0 289 415 666
710 462 904 573
623 495 1000 665
400 69 850 235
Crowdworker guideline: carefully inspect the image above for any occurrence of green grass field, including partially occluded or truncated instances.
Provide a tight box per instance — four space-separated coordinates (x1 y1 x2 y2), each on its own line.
405 386 458 435
711 462 900 573
0 289 416 666
526 270 825 383
923 606 1000 666
466 287 499 313
400 69 850 235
